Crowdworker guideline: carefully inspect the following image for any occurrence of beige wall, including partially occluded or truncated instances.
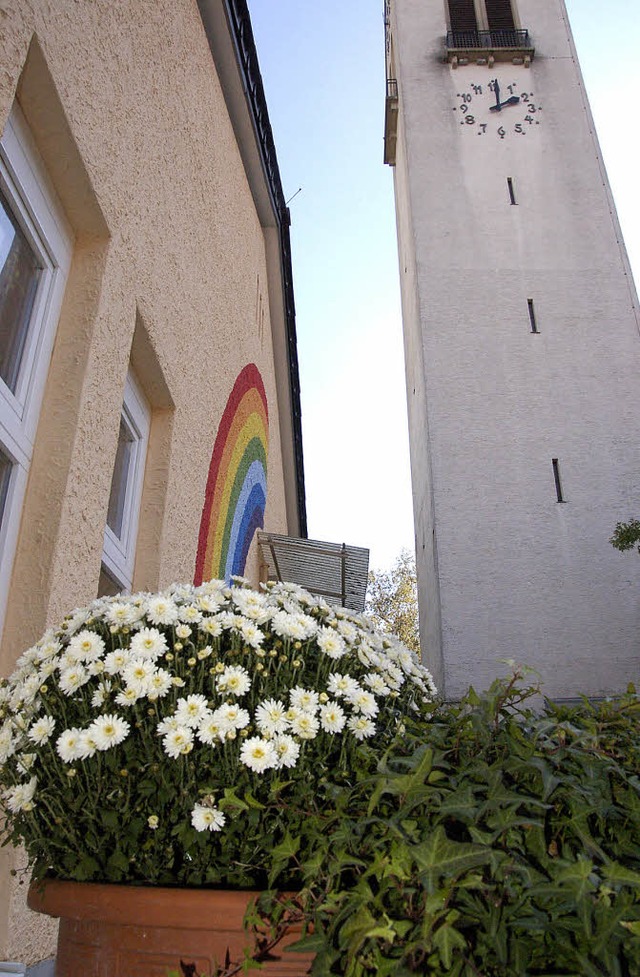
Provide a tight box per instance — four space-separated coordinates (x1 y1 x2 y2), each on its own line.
0 0 295 959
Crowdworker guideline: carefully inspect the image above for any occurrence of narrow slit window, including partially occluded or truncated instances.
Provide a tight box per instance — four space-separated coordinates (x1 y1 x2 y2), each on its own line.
507 177 517 205
552 458 565 503
528 299 538 333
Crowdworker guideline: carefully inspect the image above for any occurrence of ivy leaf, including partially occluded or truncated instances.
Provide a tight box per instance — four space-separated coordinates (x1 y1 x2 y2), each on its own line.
412 825 491 888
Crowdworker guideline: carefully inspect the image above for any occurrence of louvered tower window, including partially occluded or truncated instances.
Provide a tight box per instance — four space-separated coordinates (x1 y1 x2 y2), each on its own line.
485 0 515 30
448 0 478 32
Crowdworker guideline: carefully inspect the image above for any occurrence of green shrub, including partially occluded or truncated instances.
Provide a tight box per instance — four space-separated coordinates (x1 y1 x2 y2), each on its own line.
295 672 640 976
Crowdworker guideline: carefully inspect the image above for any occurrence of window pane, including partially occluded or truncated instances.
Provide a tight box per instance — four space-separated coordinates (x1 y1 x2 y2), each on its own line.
106 417 136 540
0 446 12 531
0 189 43 393
98 564 123 598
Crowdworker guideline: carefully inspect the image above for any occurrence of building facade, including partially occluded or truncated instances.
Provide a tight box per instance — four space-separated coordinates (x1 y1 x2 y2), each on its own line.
0 0 305 960
384 0 640 699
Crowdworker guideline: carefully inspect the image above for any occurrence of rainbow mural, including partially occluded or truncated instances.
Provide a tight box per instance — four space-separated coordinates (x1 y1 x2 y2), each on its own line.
194 364 269 584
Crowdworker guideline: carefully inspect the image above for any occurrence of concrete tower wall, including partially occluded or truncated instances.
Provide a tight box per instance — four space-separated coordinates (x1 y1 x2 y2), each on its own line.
389 0 640 698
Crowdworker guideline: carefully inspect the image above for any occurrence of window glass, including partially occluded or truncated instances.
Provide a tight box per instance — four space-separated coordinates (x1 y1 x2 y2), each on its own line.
98 564 122 598
106 415 137 540
0 188 43 394
0 446 12 532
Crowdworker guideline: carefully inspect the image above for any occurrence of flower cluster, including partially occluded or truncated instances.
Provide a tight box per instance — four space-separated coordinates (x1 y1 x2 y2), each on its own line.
0 579 436 884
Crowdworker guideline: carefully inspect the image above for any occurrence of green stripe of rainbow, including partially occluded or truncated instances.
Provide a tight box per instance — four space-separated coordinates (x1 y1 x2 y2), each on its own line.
194 364 269 583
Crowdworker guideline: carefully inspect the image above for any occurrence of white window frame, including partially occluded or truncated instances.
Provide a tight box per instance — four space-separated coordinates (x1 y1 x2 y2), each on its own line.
0 104 73 630
101 370 150 593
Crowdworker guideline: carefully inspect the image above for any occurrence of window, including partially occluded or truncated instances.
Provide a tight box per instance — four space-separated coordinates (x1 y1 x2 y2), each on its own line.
100 371 150 594
446 0 530 54
0 104 72 627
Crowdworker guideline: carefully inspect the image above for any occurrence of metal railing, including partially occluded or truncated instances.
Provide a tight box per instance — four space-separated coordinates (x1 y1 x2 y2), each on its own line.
446 28 531 50
386 77 398 100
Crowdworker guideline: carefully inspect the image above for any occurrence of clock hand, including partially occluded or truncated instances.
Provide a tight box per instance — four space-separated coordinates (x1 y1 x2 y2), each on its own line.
489 94 521 112
492 79 501 111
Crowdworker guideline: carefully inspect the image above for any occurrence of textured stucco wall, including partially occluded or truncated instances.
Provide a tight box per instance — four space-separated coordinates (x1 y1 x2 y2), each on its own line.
0 0 293 961
391 0 640 699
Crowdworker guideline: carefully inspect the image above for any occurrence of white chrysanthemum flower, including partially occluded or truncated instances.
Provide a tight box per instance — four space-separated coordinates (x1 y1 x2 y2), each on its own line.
147 668 173 699
317 628 347 660
345 688 379 718
255 698 289 736
91 687 107 708
175 695 210 729
191 803 226 832
196 712 224 745
336 620 358 642
104 649 131 675
38 659 59 678
200 617 223 637
89 714 130 751
289 712 319 740
162 726 194 759
59 665 90 696
271 610 317 641
36 638 62 661
327 673 360 699
19 674 42 705
130 627 168 661
381 662 405 690
290 686 319 714
77 729 98 759
156 715 180 736
237 620 264 649
65 607 90 635
27 715 56 745
239 736 277 773
272 734 300 769
196 592 225 614
122 658 155 692
347 715 376 740
232 589 269 622
4 777 37 813
179 604 202 624
146 596 179 626
319 701 346 734
68 630 106 663
87 660 106 677
105 602 138 627
56 728 84 763
114 687 141 707
0 723 16 763
175 624 192 639
16 752 36 776
214 704 250 732
216 665 251 697
364 673 391 696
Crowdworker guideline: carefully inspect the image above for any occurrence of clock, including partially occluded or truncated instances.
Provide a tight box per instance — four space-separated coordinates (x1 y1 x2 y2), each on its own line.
452 78 542 138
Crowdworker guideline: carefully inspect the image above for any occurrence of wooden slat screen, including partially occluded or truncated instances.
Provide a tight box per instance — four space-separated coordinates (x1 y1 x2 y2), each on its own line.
485 0 515 30
448 0 478 31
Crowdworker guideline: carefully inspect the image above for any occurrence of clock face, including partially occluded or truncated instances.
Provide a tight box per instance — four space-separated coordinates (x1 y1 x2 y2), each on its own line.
453 78 542 138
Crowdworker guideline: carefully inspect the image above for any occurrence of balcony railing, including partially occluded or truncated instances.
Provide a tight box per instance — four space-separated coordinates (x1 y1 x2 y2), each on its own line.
445 28 534 64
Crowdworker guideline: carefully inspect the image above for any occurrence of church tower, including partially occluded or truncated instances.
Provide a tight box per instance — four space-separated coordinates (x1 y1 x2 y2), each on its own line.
384 0 640 699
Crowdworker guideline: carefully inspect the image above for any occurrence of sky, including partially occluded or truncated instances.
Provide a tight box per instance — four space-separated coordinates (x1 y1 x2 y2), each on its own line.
247 0 640 573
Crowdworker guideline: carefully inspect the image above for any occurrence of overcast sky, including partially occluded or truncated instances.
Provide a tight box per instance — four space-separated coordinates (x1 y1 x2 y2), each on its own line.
247 1 640 571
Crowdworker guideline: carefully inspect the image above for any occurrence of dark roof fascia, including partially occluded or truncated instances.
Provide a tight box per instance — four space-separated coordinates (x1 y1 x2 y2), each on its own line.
196 0 307 538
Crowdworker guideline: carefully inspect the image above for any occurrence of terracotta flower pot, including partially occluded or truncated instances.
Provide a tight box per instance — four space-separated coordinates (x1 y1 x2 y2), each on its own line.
27 880 314 976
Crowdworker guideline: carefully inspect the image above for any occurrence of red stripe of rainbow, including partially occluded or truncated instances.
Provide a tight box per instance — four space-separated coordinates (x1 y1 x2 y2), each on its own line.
194 364 269 584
